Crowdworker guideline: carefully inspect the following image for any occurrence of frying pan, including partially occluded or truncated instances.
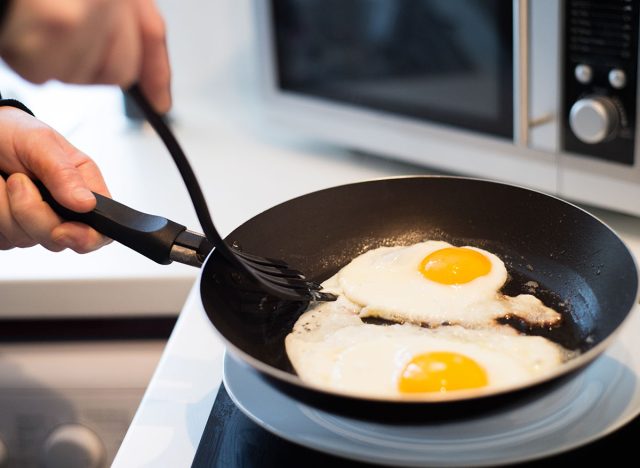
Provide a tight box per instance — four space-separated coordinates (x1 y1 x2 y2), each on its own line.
10 174 639 421
199 176 638 420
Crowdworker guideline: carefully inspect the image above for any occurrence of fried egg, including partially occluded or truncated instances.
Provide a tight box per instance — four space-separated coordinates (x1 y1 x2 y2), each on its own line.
332 241 561 328
284 241 576 399
285 298 573 399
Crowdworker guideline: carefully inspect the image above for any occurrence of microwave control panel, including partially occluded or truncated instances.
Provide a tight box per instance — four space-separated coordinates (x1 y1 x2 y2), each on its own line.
562 0 639 165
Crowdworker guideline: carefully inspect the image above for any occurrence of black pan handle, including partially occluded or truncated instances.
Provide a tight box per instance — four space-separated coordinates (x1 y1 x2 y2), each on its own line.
0 171 210 266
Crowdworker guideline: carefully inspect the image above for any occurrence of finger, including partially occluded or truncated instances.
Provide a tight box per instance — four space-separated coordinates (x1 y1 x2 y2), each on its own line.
58 2 114 84
136 0 172 113
0 231 14 250
0 176 36 248
2 1 106 85
5 173 61 251
60 27 112 84
51 221 112 254
19 126 97 213
6 174 110 253
91 4 142 87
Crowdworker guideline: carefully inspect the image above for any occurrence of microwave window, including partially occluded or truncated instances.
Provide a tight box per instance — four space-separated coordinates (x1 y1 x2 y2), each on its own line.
271 0 513 139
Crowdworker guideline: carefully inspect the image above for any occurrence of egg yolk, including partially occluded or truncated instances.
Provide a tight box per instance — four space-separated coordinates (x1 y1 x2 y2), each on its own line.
398 351 488 393
419 247 491 284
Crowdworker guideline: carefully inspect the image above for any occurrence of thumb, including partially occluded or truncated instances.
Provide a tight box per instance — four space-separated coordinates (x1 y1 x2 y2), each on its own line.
20 129 98 213
39 164 96 213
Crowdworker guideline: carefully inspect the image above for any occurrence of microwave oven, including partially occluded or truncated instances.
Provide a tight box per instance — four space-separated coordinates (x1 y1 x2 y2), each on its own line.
253 0 640 217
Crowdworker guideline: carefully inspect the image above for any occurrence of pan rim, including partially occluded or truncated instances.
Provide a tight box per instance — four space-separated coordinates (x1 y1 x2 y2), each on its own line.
202 175 640 404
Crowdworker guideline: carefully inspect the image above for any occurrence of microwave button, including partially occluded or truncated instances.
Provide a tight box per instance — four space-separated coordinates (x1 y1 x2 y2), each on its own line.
569 96 620 144
575 64 593 84
608 69 627 89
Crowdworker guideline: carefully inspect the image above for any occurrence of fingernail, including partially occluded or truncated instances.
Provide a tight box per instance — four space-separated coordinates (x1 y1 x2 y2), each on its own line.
73 187 94 203
6 175 26 198
54 235 76 250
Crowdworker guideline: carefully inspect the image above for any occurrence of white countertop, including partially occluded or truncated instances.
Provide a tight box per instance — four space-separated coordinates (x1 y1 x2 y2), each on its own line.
112 107 640 466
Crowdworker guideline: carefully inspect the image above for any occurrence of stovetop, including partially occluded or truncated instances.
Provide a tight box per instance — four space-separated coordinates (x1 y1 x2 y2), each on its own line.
191 385 640 468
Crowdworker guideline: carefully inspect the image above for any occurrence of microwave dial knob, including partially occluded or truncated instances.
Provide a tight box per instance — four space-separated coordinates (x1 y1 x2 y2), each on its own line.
569 96 620 144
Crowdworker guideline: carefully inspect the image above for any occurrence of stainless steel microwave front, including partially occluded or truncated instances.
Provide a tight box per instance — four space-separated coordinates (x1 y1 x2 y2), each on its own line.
254 0 640 217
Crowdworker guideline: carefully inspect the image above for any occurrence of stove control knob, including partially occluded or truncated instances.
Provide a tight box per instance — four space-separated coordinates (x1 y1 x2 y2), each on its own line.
43 424 105 468
569 96 620 144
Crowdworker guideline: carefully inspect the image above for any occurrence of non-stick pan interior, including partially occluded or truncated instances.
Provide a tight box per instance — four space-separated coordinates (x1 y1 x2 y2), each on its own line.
202 177 637 394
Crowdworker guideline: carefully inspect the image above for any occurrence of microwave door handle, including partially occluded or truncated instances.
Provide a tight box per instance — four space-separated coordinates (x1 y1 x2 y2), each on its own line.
515 0 529 147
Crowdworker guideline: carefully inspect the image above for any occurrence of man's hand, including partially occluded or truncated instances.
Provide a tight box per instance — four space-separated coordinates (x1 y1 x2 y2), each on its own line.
0 0 171 113
0 106 111 252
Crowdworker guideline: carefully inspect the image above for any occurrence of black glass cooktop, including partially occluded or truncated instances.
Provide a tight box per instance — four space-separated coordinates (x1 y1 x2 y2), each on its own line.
191 385 640 468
